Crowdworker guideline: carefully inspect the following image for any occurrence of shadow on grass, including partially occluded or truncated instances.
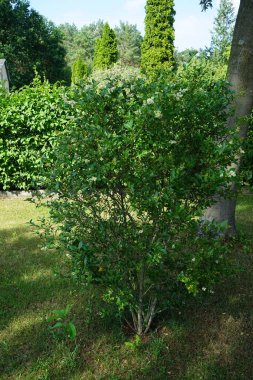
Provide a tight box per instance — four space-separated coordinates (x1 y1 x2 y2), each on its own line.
0 225 71 318
0 224 124 379
0 224 79 378
0 196 253 379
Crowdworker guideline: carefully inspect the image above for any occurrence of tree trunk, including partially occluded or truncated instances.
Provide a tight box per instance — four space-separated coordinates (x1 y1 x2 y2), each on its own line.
204 0 253 235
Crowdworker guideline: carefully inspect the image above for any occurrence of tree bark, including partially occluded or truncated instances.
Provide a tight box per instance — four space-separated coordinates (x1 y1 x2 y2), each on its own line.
204 0 253 235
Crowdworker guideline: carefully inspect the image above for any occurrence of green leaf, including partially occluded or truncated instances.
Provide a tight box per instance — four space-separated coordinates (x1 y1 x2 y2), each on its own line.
67 322 77 340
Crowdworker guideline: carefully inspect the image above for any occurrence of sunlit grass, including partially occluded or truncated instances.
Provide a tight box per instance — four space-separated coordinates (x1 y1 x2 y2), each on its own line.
0 195 252 379
236 193 253 237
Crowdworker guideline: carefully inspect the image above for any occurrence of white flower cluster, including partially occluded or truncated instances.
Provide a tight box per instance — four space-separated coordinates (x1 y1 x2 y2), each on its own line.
228 169 237 177
174 88 187 100
155 110 162 119
146 97 155 105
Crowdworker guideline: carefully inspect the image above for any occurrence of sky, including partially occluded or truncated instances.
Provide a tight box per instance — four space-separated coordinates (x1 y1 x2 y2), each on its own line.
28 0 240 51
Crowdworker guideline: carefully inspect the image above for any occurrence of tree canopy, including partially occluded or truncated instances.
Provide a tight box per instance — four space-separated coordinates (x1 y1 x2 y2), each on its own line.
58 21 105 69
59 20 142 73
210 0 235 63
0 0 69 88
200 0 213 10
114 22 143 67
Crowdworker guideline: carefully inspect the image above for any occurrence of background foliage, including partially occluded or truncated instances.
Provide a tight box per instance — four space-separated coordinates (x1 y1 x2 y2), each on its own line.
210 0 235 65
58 21 105 71
0 0 69 88
115 22 143 67
58 21 143 74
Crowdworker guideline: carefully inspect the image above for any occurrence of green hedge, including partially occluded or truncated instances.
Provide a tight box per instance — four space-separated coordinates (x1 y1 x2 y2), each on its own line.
0 77 71 190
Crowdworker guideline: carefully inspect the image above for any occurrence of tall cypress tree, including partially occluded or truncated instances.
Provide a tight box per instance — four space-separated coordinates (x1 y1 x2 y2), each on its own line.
93 23 118 70
141 0 175 77
93 38 103 69
71 57 88 84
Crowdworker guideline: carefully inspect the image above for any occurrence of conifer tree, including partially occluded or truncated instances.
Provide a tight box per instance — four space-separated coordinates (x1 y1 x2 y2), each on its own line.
93 23 118 70
141 0 175 77
93 38 102 69
71 57 88 84
115 22 143 67
210 0 235 64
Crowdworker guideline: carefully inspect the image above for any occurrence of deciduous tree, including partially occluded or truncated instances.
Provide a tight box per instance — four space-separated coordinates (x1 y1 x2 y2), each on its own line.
0 0 68 88
201 0 253 234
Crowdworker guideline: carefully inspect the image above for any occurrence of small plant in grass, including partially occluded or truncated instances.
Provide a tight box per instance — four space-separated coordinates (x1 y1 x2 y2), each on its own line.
148 336 167 358
48 305 77 341
38 63 239 335
125 335 142 351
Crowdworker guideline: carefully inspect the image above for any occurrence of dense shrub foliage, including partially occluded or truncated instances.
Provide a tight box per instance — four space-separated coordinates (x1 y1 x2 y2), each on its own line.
38 64 239 334
90 64 141 85
0 77 70 190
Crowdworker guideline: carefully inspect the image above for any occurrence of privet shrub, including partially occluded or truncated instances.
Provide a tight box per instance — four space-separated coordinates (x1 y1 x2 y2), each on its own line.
0 76 70 190
39 65 239 335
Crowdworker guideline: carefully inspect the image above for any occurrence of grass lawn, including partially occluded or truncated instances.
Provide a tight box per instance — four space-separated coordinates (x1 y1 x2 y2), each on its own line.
0 195 253 379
